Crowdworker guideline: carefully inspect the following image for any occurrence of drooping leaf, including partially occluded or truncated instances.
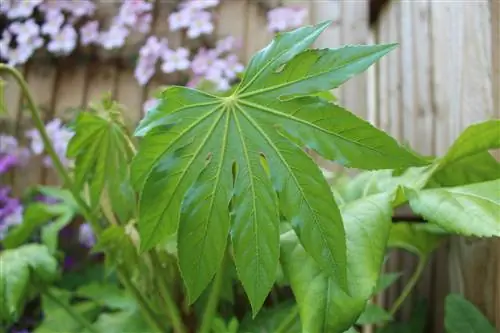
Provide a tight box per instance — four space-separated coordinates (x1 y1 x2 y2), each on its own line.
356 303 392 325
76 283 136 311
67 102 135 223
377 300 428 333
132 21 425 313
388 223 445 258
444 294 496 333
407 180 500 237
0 244 59 324
280 193 393 332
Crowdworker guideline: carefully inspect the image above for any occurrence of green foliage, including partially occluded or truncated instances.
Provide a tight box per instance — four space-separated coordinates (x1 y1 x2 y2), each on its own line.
0 244 59 325
388 223 445 259
356 303 392 325
67 98 135 223
374 272 402 294
444 294 496 333
281 193 393 332
132 20 424 313
407 180 500 237
239 302 300 333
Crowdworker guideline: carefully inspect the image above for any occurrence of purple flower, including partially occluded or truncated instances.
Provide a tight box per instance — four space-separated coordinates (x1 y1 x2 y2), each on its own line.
47 25 77 55
191 48 218 76
78 223 95 248
9 19 40 44
267 6 308 32
0 135 29 173
182 0 219 11
99 24 129 50
169 8 193 31
0 30 12 59
161 47 190 73
186 11 214 39
7 0 42 19
80 21 100 46
25 119 74 168
41 10 65 36
222 54 244 79
0 187 23 240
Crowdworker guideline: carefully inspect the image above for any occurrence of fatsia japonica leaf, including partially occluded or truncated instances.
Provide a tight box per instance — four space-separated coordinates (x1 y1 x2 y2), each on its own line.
280 193 393 332
67 104 135 223
132 21 424 313
0 244 59 325
407 179 500 237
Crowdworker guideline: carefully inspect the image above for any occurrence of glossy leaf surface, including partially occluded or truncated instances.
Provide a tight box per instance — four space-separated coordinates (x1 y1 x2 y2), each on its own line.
445 294 496 333
132 21 424 312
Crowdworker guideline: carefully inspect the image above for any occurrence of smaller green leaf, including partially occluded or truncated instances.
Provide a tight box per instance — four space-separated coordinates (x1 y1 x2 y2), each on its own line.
377 300 428 333
76 283 136 311
388 223 444 258
445 294 496 333
239 302 300 333
0 244 59 324
356 303 392 325
2 203 67 249
408 180 500 237
374 272 402 295
92 309 153 333
41 212 75 254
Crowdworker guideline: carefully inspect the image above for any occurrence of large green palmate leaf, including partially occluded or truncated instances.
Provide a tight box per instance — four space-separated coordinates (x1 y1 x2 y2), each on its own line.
0 244 59 325
132 21 425 312
67 102 135 223
407 179 500 237
444 294 496 333
280 193 393 332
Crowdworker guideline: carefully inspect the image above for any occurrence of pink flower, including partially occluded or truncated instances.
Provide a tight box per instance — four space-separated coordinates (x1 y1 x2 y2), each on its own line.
136 12 153 33
215 36 240 55
182 0 219 10
161 47 190 73
140 36 167 58
47 25 77 55
191 48 218 75
41 10 64 36
80 21 99 46
168 8 193 31
143 98 159 115
187 11 214 39
99 24 129 50
267 7 308 32
0 0 11 13
65 0 95 17
222 54 244 79
7 0 42 19
134 58 156 86
9 19 40 44
116 0 152 29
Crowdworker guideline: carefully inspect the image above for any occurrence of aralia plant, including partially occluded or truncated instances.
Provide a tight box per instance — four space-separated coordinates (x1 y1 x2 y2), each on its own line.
1 20 499 333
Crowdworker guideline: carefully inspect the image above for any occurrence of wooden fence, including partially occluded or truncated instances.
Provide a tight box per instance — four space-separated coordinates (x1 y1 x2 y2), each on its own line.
1 0 499 331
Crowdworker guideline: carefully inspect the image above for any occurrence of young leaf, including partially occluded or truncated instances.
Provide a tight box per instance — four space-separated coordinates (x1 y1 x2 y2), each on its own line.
374 272 402 295
408 179 500 237
388 223 444 258
0 244 59 324
445 294 496 333
76 283 136 311
280 193 393 332
67 105 135 223
92 309 153 333
132 21 425 313
356 303 392 325
430 120 500 186
377 300 428 333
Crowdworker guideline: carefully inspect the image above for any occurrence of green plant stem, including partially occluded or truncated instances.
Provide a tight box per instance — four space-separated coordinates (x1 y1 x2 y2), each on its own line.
199 252 228 333
0 64 101 233
118 270 168 332
275 306 299 333
150 250 187 333
0 65 165 333
389 256 428 316
42 288 99 333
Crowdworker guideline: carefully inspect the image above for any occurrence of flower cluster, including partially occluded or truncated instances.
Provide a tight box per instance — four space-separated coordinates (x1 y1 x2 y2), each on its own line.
0 187 23 240
267 6 308 32
25 118 74 168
